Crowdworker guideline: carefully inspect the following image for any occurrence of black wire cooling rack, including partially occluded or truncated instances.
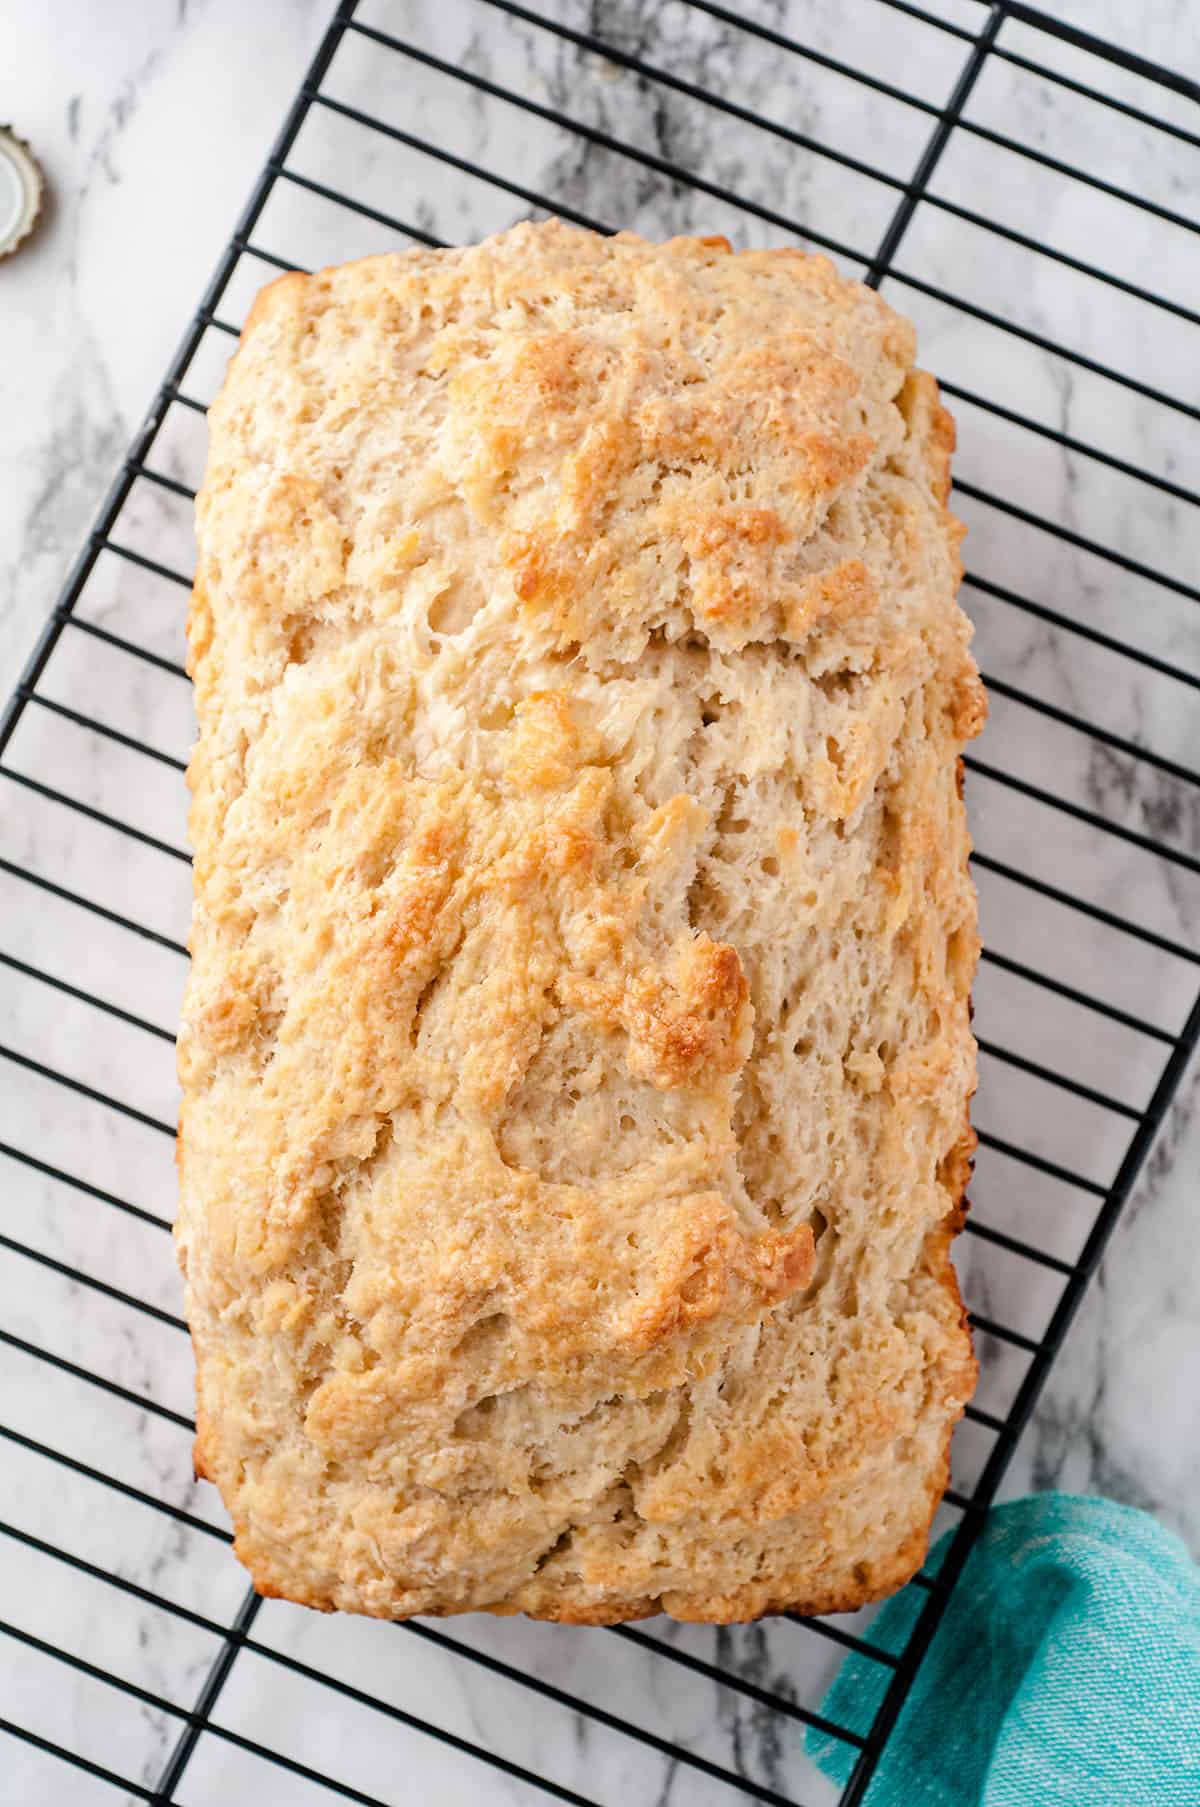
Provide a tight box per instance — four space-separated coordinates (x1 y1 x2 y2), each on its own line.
2 1 1199 1802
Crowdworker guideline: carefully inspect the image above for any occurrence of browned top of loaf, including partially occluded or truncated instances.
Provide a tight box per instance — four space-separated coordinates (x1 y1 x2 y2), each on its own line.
177 220 984 1623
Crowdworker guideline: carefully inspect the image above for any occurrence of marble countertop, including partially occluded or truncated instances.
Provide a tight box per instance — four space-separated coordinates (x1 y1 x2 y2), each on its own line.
2 1 1198 1802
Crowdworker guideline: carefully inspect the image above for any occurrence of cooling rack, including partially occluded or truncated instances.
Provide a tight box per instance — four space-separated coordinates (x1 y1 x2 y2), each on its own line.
2 0 1198 1801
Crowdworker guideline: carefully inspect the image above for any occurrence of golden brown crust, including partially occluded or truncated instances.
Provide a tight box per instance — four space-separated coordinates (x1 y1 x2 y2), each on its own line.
177 221 984 1624
191 1394 217 1484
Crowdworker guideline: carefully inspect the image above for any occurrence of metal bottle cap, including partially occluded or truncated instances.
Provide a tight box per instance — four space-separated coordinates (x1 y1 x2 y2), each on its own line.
0 127 44 260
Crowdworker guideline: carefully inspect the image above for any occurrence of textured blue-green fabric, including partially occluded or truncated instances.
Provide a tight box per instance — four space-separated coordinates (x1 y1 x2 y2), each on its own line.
807 1495 1200 1806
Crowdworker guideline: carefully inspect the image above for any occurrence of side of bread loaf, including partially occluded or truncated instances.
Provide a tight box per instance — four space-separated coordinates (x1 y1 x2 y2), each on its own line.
177 220 985 1623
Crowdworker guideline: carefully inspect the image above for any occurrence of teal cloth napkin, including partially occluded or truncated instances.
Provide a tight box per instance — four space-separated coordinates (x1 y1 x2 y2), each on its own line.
807 1494 1200 1806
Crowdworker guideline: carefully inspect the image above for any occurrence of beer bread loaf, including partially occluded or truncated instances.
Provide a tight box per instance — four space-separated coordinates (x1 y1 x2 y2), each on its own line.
177 220 985 1623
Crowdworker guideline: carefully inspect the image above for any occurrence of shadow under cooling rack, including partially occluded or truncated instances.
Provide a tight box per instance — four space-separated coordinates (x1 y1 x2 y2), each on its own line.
1 1 1199 1803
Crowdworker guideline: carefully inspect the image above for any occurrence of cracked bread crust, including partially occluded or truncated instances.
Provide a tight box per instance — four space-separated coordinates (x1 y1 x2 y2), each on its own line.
177 221 985 1624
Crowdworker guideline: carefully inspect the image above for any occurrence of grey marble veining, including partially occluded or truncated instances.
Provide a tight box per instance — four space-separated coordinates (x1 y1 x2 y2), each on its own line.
2 1 1198 1803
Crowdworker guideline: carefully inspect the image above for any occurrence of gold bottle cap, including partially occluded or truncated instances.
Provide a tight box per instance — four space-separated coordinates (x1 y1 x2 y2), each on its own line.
0 127 44 261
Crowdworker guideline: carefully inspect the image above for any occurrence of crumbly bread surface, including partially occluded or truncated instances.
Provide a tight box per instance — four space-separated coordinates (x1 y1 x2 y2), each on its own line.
177 221 985 1623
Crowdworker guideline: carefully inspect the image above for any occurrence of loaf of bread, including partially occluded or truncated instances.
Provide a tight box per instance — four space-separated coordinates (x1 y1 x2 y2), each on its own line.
177 220 985 1623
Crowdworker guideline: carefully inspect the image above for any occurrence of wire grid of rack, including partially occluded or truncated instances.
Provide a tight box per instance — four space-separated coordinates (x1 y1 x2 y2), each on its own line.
2 0 1199 1801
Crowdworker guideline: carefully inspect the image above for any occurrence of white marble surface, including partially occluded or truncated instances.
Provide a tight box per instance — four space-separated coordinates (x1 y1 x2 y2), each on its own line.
2 1 1199 1803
